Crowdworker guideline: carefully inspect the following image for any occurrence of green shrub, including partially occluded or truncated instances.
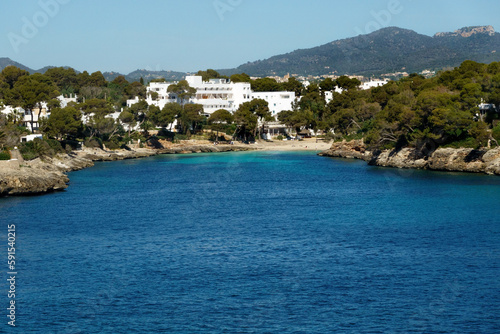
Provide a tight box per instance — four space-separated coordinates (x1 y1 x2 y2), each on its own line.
225 124 237 136
157 129 175 140
0 150 11 160
442 137 478 149
344 132 365 142
19 138 56 160
45 138 64 154
131 133 146 141
492 124 500 145
277 135 283 141
62 139 81 151
174 134 189 141
19 141 39 160
33 138 54 157
322 132 336 142
122 135 132 144
191 134 210 141
209 133 227 142
84 138 102 148
104 141 120 150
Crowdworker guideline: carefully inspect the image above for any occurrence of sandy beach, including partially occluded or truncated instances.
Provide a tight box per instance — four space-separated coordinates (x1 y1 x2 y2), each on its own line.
251 138 332 151
167 138 333 152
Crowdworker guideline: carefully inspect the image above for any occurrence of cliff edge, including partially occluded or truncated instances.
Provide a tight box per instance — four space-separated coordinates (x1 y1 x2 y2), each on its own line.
319 140 500 175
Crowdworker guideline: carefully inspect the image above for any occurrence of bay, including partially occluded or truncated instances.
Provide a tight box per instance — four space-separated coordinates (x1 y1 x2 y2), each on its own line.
1 151 500 333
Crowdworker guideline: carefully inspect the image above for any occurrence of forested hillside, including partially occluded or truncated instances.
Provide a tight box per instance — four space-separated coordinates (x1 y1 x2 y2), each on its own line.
226 26 500 77
278 60 500 152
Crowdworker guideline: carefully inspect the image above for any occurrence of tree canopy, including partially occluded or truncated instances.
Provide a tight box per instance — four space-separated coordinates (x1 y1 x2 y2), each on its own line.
233 99 272 140
167 80 196 104
1 60 500 155
41 106 83 140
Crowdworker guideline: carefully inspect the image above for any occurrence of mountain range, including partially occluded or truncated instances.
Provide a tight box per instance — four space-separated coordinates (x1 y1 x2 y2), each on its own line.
2 25 500 81
221 25 500 77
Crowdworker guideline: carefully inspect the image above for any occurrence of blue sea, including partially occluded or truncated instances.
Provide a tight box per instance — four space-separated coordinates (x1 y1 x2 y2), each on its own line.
1 151 500 333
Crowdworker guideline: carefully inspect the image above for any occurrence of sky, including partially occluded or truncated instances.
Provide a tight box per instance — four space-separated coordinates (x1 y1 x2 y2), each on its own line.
1 0 499 74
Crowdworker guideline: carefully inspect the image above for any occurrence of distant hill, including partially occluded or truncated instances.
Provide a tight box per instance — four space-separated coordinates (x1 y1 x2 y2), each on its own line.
103 69 188 83
2 25 500 80
221 25 500 77
0 57 35 73
0 58 76 75
0 57 187 83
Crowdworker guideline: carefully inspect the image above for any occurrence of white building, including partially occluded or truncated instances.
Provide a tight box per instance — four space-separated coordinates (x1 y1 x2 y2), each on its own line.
361 79 390 90
324 87 345 104
186 76 253 114
130 76 253 115
59 94 78 108
1 105 49 132
1 95 79 132
323 80 389 104
20 134 43 142
251 91 296 116
127 76 295 117
142 82 178 109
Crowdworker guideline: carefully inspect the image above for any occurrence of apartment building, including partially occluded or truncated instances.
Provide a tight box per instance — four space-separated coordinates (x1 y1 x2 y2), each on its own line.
128 76 295 116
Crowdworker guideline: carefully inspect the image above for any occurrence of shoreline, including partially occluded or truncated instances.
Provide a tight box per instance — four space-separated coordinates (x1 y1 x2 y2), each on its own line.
0 139 331 197
3 137 499 197
318 140 500 176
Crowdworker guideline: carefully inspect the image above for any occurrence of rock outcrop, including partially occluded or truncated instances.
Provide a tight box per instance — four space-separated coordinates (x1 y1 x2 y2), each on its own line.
0 167 69 196
317 140 372 161
434 25 496 38
320 140 500 175
426 147 500 174
368 148 429 170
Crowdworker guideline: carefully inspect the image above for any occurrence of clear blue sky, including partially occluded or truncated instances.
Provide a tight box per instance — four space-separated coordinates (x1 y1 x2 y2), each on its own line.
1 0 499 74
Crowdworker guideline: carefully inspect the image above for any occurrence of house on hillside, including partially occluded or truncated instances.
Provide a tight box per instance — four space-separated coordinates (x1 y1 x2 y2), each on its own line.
1 95 78 132
20 134 43 142
361 79 390 90
477 102 499 122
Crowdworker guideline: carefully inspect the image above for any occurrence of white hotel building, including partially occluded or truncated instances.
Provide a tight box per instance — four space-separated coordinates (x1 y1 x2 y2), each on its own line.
251 91 295 117
128 76 296 116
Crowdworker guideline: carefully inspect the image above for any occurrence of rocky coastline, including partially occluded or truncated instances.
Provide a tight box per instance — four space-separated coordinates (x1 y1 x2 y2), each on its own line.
319 140 500 175
5 137 497 197
0 142 255 197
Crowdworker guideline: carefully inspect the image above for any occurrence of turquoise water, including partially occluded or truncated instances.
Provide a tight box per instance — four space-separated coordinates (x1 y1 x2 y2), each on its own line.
1 151 500 333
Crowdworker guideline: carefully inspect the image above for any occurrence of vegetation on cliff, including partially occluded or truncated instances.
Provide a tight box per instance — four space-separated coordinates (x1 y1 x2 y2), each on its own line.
277 60 500 153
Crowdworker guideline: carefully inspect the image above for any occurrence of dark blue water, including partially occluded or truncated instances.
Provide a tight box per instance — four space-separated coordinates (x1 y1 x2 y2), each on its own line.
2 151 500 333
